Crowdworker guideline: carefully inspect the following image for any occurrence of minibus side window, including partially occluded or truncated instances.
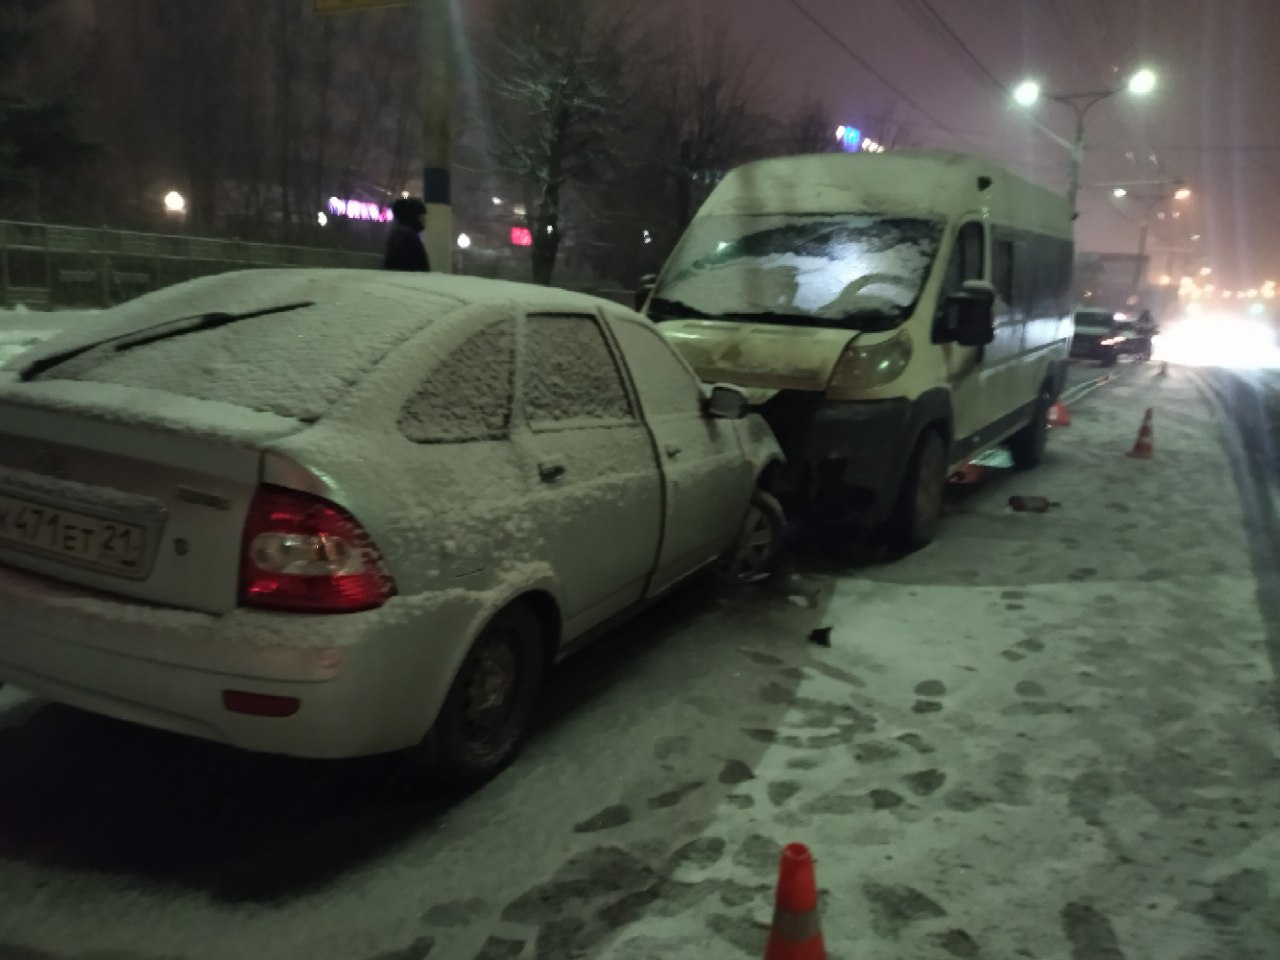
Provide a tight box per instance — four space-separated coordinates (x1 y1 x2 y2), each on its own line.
992 238 1015 307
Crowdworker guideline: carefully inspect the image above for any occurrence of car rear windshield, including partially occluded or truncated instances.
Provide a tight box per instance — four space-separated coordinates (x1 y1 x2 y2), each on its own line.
1074 310 1115 327
34 299 427 422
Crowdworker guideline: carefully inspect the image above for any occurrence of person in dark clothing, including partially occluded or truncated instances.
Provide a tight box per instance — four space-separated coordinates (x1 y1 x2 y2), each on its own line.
383 197 430 272
1133 308 1157 361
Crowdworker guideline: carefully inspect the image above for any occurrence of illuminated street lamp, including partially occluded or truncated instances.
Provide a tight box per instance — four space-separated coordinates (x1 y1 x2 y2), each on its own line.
1012 67 1158 217
1128 69 1158 95
163 190 186 215
1113 187 1128 198
1013 81 1041 107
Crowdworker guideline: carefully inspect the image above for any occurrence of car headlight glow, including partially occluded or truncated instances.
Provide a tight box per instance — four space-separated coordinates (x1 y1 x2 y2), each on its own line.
828 328 913 396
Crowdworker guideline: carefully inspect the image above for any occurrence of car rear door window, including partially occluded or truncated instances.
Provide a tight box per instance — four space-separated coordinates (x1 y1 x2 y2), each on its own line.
524 314 633 430
398 319 515 443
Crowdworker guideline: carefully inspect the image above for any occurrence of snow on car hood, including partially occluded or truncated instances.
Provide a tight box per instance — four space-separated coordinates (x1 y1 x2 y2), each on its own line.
659 319 860 392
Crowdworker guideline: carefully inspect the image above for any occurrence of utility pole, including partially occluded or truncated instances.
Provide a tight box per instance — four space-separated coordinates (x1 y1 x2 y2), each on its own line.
1118 183 1190 300
420 0 453 274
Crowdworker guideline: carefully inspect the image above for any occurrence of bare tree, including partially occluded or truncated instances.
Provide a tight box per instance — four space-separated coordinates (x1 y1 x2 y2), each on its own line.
481 0 650 285
650 20 770 233
860 101 916 151
780 96 839 156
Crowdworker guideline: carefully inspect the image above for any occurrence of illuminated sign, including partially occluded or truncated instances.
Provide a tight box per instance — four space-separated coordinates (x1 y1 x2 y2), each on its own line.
327 197 393 222
510 226 533 247
835 125 862 152
834 126 886 154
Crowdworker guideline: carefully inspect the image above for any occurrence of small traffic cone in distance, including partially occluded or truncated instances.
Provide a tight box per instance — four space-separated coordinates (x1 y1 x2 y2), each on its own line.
1128 408 1155 459
765 843 825 960
1049 400 1071 427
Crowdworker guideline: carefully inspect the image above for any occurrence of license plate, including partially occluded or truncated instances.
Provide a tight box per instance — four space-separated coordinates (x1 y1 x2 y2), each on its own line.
0 493 147 575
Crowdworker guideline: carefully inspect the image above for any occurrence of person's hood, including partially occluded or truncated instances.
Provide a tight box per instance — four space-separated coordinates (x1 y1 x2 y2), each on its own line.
391 197 426 227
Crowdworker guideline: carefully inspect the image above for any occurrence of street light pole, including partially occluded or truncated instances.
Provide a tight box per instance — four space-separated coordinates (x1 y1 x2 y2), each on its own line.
1014 70 1157 219
421 0 453 274
1055 92 1115 220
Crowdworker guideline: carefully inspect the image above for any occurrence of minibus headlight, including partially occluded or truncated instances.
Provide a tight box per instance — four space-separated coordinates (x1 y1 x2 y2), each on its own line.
828 328 913 394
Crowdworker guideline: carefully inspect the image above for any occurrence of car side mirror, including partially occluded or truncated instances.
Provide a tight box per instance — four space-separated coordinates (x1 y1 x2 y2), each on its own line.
938 280 996 347
705 383 749 420
635 274 657 311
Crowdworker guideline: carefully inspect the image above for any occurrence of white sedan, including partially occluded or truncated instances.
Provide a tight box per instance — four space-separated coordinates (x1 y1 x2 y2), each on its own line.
0 270 784 784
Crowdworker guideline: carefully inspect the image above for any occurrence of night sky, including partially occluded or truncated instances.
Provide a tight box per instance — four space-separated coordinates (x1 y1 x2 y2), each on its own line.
690 0 1280 289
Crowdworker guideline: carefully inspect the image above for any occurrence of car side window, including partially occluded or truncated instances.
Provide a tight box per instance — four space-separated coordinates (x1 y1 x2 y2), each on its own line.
607 315 704 418
398 318 514 443
524 313 634 430
992 238 1015 306
943 221 985 294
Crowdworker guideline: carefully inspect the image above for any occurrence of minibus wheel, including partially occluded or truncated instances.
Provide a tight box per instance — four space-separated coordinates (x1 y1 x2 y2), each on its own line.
890 428 946 550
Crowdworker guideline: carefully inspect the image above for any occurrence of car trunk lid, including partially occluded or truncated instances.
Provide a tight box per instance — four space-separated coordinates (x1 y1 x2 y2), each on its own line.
0 380 304 615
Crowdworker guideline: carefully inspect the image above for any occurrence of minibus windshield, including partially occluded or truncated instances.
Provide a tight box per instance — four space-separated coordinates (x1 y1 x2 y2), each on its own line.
649 214 943 329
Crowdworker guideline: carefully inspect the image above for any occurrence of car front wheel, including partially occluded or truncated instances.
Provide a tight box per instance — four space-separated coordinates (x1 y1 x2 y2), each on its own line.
714 489 784 584
890 428 947 551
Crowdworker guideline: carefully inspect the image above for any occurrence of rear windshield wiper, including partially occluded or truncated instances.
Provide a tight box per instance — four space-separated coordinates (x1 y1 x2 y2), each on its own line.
22 301 314 381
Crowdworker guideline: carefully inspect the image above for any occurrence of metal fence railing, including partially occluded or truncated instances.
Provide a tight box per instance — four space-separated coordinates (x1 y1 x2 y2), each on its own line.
0 221 381 310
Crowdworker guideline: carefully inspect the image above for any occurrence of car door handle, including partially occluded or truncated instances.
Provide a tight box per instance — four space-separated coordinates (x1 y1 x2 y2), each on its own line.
665 445 682 459
539 462 566 482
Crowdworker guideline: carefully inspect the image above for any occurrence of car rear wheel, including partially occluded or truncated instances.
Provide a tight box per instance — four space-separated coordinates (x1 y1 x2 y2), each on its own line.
889 429 947 551
714 489 784 584
1009 387 1051 469
432 603 546 787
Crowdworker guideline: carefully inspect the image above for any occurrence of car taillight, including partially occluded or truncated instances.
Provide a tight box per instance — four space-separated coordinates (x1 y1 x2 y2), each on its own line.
240 485 397 613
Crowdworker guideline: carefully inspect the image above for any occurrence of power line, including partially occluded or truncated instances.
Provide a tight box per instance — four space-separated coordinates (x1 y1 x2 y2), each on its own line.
909 0 1007 95
775 0 976 150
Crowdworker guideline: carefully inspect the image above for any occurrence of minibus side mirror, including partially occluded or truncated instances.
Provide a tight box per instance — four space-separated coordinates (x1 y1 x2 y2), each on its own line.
939 281 996 347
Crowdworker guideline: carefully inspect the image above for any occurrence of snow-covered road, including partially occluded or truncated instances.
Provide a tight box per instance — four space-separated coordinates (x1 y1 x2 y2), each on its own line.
0 360 1276 960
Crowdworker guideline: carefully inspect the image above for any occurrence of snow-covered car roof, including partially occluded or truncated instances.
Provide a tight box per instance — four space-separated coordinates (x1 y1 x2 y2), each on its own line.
89 268 613 329
10 270 623 425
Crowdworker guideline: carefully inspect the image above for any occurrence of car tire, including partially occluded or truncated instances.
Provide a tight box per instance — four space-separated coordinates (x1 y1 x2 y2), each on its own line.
889 428 947 552
714 489 785 584
1102 350 1118 367
1009 387 1051 470
432 603 546 788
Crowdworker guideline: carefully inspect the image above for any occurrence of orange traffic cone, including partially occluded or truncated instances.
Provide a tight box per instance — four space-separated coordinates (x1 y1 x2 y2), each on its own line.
1048 400 1071 427
765 844 825 960
1128 408 1155 459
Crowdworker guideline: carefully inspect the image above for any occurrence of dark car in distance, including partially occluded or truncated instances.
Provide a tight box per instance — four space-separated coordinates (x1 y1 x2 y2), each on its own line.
1069 308 1130 366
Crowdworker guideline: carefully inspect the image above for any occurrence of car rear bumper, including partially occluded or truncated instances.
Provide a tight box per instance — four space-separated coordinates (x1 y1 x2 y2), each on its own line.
0 567 480 759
